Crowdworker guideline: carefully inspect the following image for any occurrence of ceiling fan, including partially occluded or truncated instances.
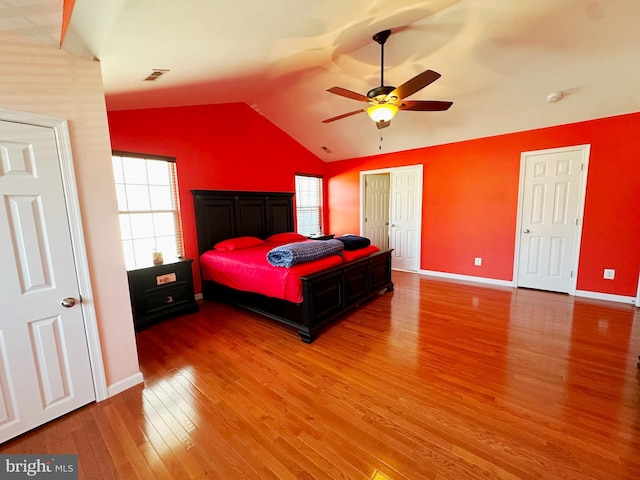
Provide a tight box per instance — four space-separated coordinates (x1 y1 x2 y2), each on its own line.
322 29 453 129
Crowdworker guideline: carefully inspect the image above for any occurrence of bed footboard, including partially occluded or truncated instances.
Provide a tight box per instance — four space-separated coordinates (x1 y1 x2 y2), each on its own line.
299 248 393 342
202 249 393 342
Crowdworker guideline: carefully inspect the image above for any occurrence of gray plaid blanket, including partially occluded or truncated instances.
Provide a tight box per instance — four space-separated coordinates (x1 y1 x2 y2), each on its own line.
266 239 344 268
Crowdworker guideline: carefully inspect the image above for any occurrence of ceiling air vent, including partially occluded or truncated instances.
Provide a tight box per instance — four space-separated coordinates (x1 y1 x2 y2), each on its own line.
143 69 169 81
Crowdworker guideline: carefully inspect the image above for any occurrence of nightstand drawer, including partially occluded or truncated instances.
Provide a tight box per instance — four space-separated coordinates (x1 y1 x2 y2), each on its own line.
142 286 190 314
137 264 192 292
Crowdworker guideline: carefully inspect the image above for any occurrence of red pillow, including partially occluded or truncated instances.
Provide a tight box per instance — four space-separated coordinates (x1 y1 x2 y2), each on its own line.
265 232 307 243
214 236 265 251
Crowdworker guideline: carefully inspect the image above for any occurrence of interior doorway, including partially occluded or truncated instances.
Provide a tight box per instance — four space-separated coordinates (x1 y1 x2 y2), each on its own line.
363 173 390 250
514 145 590 294
0 108 107 443
361 165 423 271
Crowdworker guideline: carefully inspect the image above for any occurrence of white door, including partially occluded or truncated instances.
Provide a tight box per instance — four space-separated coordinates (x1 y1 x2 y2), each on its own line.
389 167 422 271
516 146 588 293
0 120 95 442
364 173 389 249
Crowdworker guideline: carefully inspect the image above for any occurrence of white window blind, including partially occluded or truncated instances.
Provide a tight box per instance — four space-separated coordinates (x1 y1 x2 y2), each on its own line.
295 174 324 236
112 152 184 269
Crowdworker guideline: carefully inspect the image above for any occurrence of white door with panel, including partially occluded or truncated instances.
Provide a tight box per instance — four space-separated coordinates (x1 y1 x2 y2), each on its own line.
0 120 95 442
389 167 422 271
516 146 588 293
364 173 390 249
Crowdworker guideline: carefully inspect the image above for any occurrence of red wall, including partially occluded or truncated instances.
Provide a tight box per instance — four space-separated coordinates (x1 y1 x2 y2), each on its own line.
107 103 325 291
326 112 640 297
108 104 640 298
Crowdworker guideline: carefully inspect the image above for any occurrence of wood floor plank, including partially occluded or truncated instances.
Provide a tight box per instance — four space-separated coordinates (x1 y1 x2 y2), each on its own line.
2 271 639 479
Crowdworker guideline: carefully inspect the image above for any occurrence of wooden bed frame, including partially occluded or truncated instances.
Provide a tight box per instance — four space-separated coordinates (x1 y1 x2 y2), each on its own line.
192 190 394 342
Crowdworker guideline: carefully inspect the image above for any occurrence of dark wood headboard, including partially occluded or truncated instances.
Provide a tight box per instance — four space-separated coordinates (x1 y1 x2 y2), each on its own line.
191 190 294 256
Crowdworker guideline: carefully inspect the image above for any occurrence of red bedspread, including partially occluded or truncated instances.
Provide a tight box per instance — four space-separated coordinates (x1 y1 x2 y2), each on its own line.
341 244 380 262
200 241 380 303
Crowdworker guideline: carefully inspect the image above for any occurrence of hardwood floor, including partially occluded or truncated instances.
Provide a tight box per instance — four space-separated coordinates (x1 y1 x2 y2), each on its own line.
2 271 640 479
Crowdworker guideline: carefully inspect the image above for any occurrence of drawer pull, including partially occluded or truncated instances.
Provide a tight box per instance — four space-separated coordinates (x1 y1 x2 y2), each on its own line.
166 296 174 303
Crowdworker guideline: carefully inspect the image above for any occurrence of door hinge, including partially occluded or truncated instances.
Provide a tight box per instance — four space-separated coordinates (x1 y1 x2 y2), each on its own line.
580 163 584 171
570 270 574 278
575 218 578 226
364 217 367 222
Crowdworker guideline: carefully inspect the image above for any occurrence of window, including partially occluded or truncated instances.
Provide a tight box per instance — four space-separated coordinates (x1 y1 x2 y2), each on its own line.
295 174 324 236
112 152 184 269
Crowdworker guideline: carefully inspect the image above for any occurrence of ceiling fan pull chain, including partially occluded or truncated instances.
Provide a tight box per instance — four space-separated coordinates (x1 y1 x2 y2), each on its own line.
379 131 383 150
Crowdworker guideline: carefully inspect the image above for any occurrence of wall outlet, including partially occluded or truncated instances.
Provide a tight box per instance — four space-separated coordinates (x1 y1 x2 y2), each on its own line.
474 257 482 266
603 268 615 280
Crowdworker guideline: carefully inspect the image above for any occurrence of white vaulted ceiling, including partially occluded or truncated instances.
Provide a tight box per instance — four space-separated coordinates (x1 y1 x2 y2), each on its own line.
3 0 640 161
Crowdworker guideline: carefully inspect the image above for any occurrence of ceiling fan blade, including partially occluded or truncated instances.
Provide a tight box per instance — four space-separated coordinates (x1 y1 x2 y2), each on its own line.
399 100 453 111
322 109 365 123
376 120 391 130
386 70 441 101
327 86 370 102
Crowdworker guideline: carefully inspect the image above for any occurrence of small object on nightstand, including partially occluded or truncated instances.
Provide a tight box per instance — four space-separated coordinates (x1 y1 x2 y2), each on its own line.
127 258 198 330
307 233 335 241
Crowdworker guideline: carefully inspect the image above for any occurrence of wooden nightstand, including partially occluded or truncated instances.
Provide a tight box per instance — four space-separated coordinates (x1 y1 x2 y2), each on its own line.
307 234 335 241
127 258 199 330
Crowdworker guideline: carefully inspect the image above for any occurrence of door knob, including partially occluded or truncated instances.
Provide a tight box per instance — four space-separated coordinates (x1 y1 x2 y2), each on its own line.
523 229 530 234
61 297 76 308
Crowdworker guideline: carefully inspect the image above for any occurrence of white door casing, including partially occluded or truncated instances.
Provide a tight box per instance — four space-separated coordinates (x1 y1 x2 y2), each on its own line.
0 110 106 443
364 173 390 249
360 165 422 272
389 167 422 271
514 145 590 294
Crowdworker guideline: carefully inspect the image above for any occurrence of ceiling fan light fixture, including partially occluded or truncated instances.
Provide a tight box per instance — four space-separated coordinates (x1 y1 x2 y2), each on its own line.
322 30 452 127
367 103 398 123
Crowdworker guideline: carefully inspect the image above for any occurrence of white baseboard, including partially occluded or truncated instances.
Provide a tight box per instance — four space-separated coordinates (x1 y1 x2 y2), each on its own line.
417 270 637 306
106 371 144 399
418 269 514 288
574 290 637 305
